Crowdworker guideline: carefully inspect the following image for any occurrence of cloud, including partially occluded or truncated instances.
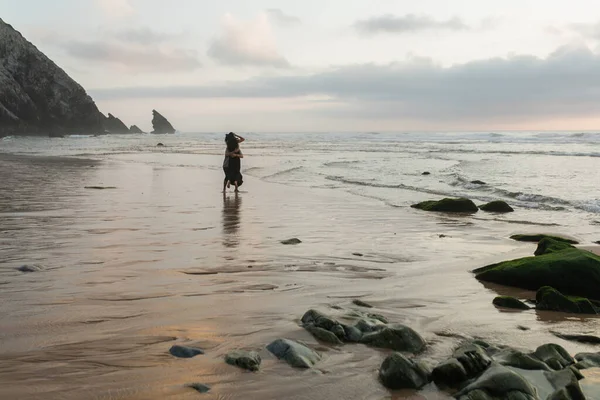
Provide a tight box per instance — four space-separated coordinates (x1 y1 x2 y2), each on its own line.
355 14 468 35
207 13 290 67
266 9 301 25
95 0 135 18
112 27 186 45
569 21 600 40
62 40 201 72
91 45 600 124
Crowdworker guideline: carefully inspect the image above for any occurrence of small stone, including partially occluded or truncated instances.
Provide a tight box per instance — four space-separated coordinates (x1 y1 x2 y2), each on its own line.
16 264 43 273
493 296 530 310
169 345 204 358
225 350 261 371
187 383 210 393
266 339 320 368
471 180 486 185
360 324 426 353
517 325 531 331
422 172 431 175
281 238 302 245
352 299 373 308
352 252 364 257
304 325 343 345
157 142 165 147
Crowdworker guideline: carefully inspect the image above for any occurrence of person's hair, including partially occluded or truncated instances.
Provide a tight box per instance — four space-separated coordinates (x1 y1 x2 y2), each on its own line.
225 132 238 152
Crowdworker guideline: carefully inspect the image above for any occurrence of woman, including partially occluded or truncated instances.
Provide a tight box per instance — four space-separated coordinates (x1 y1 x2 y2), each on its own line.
222 132 245 193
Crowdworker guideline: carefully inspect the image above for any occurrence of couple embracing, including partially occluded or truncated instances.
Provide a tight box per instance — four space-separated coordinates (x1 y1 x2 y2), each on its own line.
222 132 244 193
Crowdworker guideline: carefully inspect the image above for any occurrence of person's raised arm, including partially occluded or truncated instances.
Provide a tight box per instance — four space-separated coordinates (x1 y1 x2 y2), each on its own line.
235 134 245 143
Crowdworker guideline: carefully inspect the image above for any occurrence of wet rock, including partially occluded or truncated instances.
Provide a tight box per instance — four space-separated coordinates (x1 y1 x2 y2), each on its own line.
455 364 537 400
304 324 343 345
16 264 43 273
471 180 486 185
266 338 320 368
432 358 468 389
474 249 600 300
411 197 479 213
281 238 302 245
493 296 531 310
84 186 117 189
301 309 360 342
169 345 204 358
355 318 385 333
367 313 388 324
492 348 551 371
479 200 514 213
342 324 363 342
360 324 426 353
574 352 600 369
534 237 575 256
156 142 164 147
533 343 574 370
352 299 373 308
551 331 600 344
517 325 531 331
129 124 143 134
187 383 210 393
536 286 597 314
225 350 261 371
547 382 586 400
509 234 578 244
422 171 431 175
151 109 175 134
453 343 493 376
352 252 363 257
379 353 430 390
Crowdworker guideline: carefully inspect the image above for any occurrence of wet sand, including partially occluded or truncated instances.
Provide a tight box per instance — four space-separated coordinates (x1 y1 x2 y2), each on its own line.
1 154 600 399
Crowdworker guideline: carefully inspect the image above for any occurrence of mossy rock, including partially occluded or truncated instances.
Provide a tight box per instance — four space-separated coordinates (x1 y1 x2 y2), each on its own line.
480 201 514 213
509 234 579 244
379 353 430 390
493 296 530 310
411 197 478 213
474 248 600 300
536 286 597 314
535 238 575 256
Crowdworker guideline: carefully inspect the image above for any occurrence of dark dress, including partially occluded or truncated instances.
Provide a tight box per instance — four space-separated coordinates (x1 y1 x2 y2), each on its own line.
223 149 243 186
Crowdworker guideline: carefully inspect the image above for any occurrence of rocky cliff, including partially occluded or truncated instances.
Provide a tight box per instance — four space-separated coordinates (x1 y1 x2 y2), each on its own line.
0 18 105 136
151 110 176 134
129 125 144 134
104 113 130 134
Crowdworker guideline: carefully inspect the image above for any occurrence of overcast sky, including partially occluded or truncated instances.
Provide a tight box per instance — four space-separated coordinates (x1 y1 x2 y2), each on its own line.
3 0 600 132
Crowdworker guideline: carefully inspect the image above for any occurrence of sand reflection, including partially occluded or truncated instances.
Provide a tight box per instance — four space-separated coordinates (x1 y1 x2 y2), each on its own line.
222 193 242 248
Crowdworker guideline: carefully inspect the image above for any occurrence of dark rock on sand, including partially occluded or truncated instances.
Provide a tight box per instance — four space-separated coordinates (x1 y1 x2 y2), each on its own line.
169 345 204 358
352 252 364 257
304 324 343 345
431 343 494 389
574 352 600 369
533 343 574 370
455 364 538 400
0 18 105 136
225 350 261 371
379 353 430 390
471 180 486 185
479 200 514 213
151 109 175 134
156 143 164 147
536 286 597 314
266 338 320 368
129 125 144 134
492 348 552 371
432 358 469 388
84 186 117 190
422 171 431 175
103 113 129 134
187 383 210 393
411 197 478 213
493 296 531 310
360 324 426 353
352 299 373 308
301 309 359 342
16 264 43 273
281 238 302 245
547 382 586 400
535 237 575 256
473 248 600 300
551 332 600 345
509 234 579 244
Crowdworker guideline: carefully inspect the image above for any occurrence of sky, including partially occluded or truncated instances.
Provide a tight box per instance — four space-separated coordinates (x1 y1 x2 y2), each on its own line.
3 0 600 132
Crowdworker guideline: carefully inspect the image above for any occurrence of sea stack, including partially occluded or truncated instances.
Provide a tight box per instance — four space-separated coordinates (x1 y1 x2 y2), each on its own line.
0 18 105 136
129 125 144 134
151 110 176 134
103 113 130 134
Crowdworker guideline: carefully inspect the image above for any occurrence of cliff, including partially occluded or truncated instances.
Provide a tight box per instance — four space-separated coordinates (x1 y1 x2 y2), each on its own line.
0 18 105 136
151 110 176 134
104 113 130 134
129 125 144 134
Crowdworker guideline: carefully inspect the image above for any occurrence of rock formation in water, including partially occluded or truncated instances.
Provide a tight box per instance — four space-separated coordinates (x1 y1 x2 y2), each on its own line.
151 109 176 134
103 113 130 134
0 18 105 136
129 125 144 134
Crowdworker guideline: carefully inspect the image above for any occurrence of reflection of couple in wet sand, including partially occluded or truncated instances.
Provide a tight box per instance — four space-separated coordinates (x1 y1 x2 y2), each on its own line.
222 132 245 193
222 192 241 248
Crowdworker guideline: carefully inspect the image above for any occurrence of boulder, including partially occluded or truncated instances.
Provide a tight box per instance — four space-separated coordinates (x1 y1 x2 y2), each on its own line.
455 364 538 400
304 324 343 345
16 264 43 273
422 171 431 175
301 309 363 342
0 18 105 136
187 383 210 393
492 348 551 371
574 352 600 369
432 358 469 389
360 324 426 353
547 382 586 400
411 197 478 213
535 238 575 256
493 296 531 310
151 109 175 134
379 353 430 390
510 234 579 244
103 113 129 134
129 124 144 134
281 238 302 245
533 343 574 370
352 299 373 308
479 200 514 213
536 286 597 315
551 332 600 345
473 248 600 300
266 339 320 368
225 350 261 371
169 345 204 358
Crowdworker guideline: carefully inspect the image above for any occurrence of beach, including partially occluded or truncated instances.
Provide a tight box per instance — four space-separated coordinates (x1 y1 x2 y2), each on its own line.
1 132 600 399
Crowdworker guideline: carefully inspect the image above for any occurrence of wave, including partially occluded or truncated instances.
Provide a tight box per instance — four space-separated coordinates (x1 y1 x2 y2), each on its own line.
68 135 94 138
577 200 600 214
261 166 304 180
1 136 13 141
323 160 361 168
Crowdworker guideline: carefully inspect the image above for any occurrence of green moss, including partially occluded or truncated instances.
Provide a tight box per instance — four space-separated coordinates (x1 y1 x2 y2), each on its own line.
479 201 514 213
474 248 600 300
411 198 478 213
509 234 579 244
536 286 597 314
534 238 574 256
492 296 530 310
